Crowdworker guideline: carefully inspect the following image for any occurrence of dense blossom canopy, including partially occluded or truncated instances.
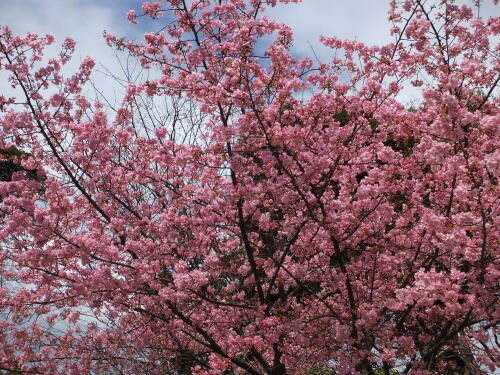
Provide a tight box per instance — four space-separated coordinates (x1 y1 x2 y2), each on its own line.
0 1 499 374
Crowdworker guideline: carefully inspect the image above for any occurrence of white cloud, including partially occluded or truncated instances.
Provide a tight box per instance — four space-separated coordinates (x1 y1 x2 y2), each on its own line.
266 1 393 60
266 0 498 104
1 0 498 65
0 0 497 105
266 0 498 61
0 0 138 104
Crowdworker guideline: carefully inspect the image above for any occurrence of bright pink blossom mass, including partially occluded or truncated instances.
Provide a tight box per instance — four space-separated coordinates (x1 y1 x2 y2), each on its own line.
0 1 499 374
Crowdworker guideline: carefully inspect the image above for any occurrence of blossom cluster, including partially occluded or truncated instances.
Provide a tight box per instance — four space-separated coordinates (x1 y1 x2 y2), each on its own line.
0 1 498 374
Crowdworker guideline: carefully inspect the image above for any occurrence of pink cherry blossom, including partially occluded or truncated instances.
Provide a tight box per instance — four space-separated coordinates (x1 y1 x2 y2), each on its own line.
0 1 499 374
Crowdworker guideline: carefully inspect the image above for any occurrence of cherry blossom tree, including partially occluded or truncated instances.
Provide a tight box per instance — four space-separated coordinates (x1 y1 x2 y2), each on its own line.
0 1 499 374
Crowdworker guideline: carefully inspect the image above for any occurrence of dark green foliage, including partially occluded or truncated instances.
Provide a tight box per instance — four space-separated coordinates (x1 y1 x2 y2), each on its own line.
384 134 416 157
0 146 29 157
0 146 39 182
332 107 351 127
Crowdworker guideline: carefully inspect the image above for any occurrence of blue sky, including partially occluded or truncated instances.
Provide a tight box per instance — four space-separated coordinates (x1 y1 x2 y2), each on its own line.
2 1 497 54
0 0 394 62
0 0 497 103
